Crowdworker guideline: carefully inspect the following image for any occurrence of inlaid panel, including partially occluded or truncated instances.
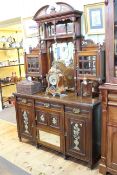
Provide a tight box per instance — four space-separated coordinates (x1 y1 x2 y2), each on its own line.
36 110 48 125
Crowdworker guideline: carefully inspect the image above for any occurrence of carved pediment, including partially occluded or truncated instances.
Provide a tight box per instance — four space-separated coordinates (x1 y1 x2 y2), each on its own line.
33 2 75 20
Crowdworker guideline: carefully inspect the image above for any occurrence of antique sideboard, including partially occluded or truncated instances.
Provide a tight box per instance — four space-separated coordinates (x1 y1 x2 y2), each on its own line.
14 92 101 168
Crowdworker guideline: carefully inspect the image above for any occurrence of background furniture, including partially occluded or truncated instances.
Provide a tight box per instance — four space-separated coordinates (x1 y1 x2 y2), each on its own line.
99 0 117 174
0 47 24 109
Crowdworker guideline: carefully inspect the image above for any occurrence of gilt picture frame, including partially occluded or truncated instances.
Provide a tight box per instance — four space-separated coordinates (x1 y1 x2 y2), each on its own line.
84 2 105 35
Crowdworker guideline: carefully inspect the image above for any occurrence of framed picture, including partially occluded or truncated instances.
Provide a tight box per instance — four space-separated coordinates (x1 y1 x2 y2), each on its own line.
84 2 105 35
22 17 39 38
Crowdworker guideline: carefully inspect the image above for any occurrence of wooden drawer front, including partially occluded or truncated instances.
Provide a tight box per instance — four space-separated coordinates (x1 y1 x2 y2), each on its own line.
36 110 48 125
35 100 62 111
65 105 89 116
49 113 61 129
17 97 33 106
108 106 117 124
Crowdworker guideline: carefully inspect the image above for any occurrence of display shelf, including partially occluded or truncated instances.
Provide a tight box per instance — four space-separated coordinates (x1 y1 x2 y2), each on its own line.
1 83 16 87
0 48 24 78
42 34 83 41
0 64 24 68
0 47 25 110
0 47 23 50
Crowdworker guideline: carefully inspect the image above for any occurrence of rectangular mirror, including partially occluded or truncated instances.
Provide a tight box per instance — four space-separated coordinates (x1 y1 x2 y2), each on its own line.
50 42 74 67
38 130 60 147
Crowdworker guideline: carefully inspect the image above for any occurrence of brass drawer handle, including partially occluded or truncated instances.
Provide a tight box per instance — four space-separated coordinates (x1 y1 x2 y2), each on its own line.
44 103 50 108
73 108 80 114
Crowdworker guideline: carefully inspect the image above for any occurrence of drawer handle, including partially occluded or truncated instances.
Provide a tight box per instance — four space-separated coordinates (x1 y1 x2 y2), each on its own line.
44 103 50 108
73 108 80 114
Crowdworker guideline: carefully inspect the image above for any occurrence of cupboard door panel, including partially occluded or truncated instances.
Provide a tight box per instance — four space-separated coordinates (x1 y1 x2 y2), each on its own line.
108 106 117 124
65 114 90 161
49 113 61 129
36 110 48 125
18 105 35 139
107 126 117 170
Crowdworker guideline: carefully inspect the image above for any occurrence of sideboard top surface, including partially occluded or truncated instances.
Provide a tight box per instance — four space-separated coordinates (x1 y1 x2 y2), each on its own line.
14 92 100 107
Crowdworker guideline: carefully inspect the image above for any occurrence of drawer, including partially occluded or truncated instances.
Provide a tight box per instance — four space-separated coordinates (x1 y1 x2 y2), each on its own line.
65 105 89 115
108 106 117 124
35 100 62 111
16 97 33 106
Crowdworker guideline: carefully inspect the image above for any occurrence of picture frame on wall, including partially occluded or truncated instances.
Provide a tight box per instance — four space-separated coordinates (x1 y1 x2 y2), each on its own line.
84 2 105 35
22 17 39 38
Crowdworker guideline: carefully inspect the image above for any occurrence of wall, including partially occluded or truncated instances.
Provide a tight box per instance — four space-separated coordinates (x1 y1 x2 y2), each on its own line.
22 0 104 18
0 0 105 45
0 0 103 21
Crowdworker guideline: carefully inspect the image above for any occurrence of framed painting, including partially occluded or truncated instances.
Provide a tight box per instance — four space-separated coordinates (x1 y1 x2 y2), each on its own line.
84 2 105 35
22 17 39 38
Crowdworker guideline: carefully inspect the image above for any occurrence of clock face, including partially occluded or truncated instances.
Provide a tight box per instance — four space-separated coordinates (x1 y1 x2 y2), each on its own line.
48 74 58 85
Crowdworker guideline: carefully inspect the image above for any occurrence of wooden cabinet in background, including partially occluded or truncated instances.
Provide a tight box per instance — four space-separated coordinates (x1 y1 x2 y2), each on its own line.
99 0 117 174
99 87 117 175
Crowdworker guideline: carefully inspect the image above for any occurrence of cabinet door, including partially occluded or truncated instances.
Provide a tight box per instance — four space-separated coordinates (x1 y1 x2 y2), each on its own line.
65 115 90 161
18 105 35 140
25 54 40 77
107 126 117 170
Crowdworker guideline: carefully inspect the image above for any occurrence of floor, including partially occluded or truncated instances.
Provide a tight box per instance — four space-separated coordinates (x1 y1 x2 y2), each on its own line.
0 105 102 175
0 156 30 175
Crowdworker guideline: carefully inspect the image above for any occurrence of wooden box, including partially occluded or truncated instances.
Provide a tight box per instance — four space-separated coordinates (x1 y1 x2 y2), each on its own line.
16 80 42 95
